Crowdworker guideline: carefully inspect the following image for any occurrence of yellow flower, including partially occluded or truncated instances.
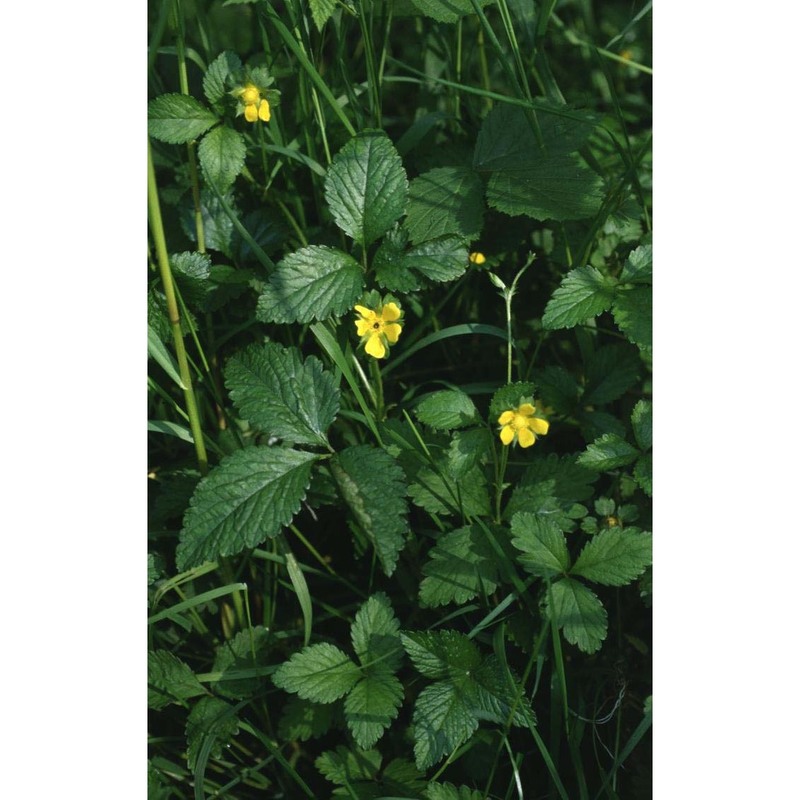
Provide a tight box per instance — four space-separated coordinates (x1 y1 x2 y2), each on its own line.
469 252 486 265
498 403 549 448
354 302 403 359
234 83 270 123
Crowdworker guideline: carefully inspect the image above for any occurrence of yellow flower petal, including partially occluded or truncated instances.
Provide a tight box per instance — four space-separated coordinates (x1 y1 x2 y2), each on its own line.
381 302 401 322
469 252 486 265
500 425 515 445
244 103 258 122
518 403 535 416
365 334 386 359
530 417 550 436
498 410 515 426
258 99 271 122
355 319 373 337
383 322 402 344
518 427 536 448
241 85 260 104
354 305 376 320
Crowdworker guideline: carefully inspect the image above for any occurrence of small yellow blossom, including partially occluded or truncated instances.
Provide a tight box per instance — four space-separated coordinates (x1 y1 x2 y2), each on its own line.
469 252 486 265
354 302 403 359
498 403 549 448
234 83 270 123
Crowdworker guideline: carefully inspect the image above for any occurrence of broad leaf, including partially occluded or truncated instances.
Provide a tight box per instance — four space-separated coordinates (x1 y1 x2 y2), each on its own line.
620 243 653 284
510 512 571 577
402 236 470 283
330 445 409 576
578 434 640 471
583 344 641 405
410 0 494 23
148 650 206 709
613 285 652 350
414 389 479 430
185 697 240 772
401 630 480 680
345 667 404 748
256 245 364 323
324 130 408 246
351 592 403 670
426 783 484 800
148 93 218 144
176 447 318 570
447 427 493 478
536 365 581 414
571 528 652 586
225 342 339 446
631 400 652 451
548 578 608 654
316 747 383 785
489 381 536 422
212 626 271 699
408 461 490 518
273 643 361 703
278 696 336 741
309 0 337 30
203 51 242 105
542 266 617 330
634 452 653 496
465 655 533 727
198 125 246 193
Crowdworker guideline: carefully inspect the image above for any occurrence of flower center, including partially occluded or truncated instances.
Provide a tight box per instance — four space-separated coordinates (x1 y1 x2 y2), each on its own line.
512 413 529 431
241 86 260 104
372 321 382 331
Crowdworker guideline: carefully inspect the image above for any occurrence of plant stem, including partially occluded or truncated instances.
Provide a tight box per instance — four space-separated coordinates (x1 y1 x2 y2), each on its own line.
370 358 385 420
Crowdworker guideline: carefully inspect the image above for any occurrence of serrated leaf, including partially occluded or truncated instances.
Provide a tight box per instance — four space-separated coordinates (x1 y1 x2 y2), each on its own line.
537 366 580 414
402 235 470 283
225 342 339 446
583 344 641 405
620 243 653 284
548 578 608 654
571 528 652 586
198 125 246 194
256 245 364 323
425 782 484 800
419 524 499 607
351 592 403 670
464 655 533 727
176 447 318 570
405 167 484 244
415 389 479 430
634 452 652 496
203 50 242 105
631 400 652 451
401 630 480 680
542 266 618 330
324 130 408 246
510 513 571 577
412 680 479 770
612 285 652 350
180 188 234 255
448 427 492 478
316 746 383 785
374 231 423 292
345 667 404 748
578 434 640 471
278 696 336 741
148 93 219 144
185 697 240 772
577 410 627 442
148 650 206 709
273 643 361 703
309 0 337 30
212 625 271 699
517 453 597 504
408 461 490 518
489 381 536 422
170 251 212 310
330 445 409 576
410 0 494 23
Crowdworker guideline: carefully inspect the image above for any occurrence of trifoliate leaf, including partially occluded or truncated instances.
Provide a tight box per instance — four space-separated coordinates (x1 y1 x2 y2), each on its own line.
402 235 470 283
198 124 246 194
315 746 383 785
517 453 597 504
185 697 240 772
273 643 361 703
401 630 480 680
405 167 484 244
447 427 493 479
330 445 409 576
225 342 339 447
316 748 425 797
634 452 652 496
547 578 608 654
203 51 242 105
542 266 617 330
324 130 408 247
571 528 652 586
278 696 336 741
256 245 364 324
212 625 271 699
408 461 490 518
510 513 571 577
374 230 423 292
176 447 318 570
464 655 533 726
414 389 479 430
345 667 404 748
583 344 641 405
425 782 484 800
148 650 206 709
419 524 499 607
308 0 337 30
148 93 219 144
577 434 640 471
620 243 653 284
351 592 403 670
612 285 652 350
631 400 652 451
410 0 494 23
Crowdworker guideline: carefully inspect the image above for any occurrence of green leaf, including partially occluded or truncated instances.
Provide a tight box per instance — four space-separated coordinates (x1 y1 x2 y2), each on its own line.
256 245 364 323
148 323 185 389
351 592 403 670
176 447 318 570
203 51 242 105
148 650 206 709
410 0 494 23
374 228 423 292
634 452 652 496
170 251 213 311
571 528 652 586
198 125 246 194
212 625 271 699
548 578 608 654
308 0 337 30
345 667 404 748
330 445 409 576
620 243 653 284
465 655 533 727
425 782 484 800
517 453 597 504
542 266 618 330
324 130 408 246
447 427 493 478
402 235 469 283
419 524 499 607
148 93 218 144
408 461 490 518
185 697 240 772
631 400 652 451
180 188 234 255
278 696 336 741
578 434 640 471
489 381 536 422
405 167 484 244
583 344 641 405
537 366 580 414
316 747 383 785
225 342 339 446
578 410 627 442
613 285 652 350
273 643 361 703
401 630 480 680
415 389 479 430
510 513 571 577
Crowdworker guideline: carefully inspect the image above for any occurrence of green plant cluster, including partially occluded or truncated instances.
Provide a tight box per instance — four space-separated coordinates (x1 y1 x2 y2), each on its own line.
148 0 652 797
